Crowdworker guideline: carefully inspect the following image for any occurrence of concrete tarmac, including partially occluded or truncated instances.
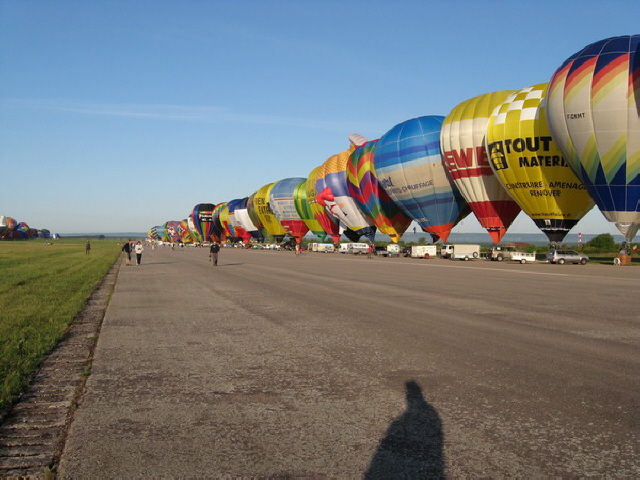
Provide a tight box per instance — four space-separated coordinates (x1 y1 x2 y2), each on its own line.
58 245 639 477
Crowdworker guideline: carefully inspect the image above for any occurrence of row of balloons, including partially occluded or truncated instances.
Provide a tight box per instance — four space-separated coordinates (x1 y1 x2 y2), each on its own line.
149 35 639 246
0 216 49 240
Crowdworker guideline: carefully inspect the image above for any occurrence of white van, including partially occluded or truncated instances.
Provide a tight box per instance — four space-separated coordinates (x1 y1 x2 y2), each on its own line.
316 243 335 253
339 243 351 254
348 243 370 254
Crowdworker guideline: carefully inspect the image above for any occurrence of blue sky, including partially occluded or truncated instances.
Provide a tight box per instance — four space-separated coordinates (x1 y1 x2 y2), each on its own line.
1 0 637 236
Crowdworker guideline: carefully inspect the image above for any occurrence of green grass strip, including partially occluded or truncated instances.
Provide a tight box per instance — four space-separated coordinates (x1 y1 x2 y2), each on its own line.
0 239 121 415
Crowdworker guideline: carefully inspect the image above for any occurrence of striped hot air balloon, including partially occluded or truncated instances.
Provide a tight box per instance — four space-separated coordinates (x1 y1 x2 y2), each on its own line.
546 35 640 243
346 139 413 243
441 91 521 243
374 116 470 243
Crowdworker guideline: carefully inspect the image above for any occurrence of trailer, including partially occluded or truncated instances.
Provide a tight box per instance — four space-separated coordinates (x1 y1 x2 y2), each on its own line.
411 245 438 258
450 244 481 261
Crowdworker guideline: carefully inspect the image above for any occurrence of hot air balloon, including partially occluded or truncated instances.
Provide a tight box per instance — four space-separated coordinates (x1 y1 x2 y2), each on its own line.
250 183 288 242
293 175 327 242
211 202 227 242
226 198 253 243
269 178 310 243
0 216 17 239
441 90 521 243
219 202 239 241
305 166 342 243
191 203 216 243
187 216 202 243
14 222 30 239
178 219 194 243
316 138 376 242
546 35 640 243
374 116 470 243
233 197 264 242
486 83 595 243
164 221 182 243
346 139 413 243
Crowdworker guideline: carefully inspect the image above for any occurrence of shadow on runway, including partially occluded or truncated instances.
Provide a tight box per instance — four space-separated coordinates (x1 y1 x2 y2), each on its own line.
209 263 244 267
139 262 176 265
365 380 445 479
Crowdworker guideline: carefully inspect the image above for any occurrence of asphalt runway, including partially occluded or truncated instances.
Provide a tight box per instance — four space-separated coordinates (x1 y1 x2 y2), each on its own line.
58 245 639 477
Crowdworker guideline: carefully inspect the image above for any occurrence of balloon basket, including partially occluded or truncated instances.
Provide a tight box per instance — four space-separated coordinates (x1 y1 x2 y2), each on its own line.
613 254 631 266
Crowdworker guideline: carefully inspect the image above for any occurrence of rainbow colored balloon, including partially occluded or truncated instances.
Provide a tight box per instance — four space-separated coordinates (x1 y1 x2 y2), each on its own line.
211 202 228 242
190 203 216 243
346 139 413 243
306 165 341 243
546 35 640 243
293 176 326 242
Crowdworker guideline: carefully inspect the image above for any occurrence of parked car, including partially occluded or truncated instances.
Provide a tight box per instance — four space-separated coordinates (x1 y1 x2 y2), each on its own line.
546 249 589 264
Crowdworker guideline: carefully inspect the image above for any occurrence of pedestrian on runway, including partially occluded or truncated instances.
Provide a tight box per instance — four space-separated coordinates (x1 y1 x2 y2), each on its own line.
209 242 220 266
121 241 132 266
134 241 144 265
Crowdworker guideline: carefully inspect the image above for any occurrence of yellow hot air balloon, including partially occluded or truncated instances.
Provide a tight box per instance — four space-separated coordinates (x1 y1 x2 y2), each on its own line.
441 90 521 243
486 83 594 243
252 182 288 242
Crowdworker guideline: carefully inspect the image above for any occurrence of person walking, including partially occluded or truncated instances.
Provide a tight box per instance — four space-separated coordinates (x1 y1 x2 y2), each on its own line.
121 241 132 266
134 241 144 266
209 242 220 266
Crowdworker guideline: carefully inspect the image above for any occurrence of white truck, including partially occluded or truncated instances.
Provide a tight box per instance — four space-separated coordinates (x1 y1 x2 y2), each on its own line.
411 245 438 258
450 244 481 261
339 243 351 254
440 244 454 258
385 244 401 257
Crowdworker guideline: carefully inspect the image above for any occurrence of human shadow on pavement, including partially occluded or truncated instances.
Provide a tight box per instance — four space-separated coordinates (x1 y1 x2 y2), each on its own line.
364 380 445 479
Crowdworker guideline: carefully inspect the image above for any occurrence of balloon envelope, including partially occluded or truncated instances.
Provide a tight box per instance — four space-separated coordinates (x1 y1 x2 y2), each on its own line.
191 203 216 243
306 166 341 243
293 175 327 242
374 116 470 243
317 145 376 242
486 83 595 243
251 183 288 242
269 177 310 243
233 197 263 241
546 35 640 242
441 90 521 243
346 139 413 243
227 198 253 242
211 202 228 242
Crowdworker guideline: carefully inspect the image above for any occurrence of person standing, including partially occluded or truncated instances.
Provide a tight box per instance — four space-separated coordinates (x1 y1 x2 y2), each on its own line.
121 241 132 266
85 240 91 254
134 241 144 266
209 242 220 266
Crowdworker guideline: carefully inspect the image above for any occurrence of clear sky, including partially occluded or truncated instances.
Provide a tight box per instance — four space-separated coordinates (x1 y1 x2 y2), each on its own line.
1 0 637 236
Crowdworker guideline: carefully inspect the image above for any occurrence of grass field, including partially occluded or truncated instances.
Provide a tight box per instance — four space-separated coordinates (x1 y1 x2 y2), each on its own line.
0 238 121 416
